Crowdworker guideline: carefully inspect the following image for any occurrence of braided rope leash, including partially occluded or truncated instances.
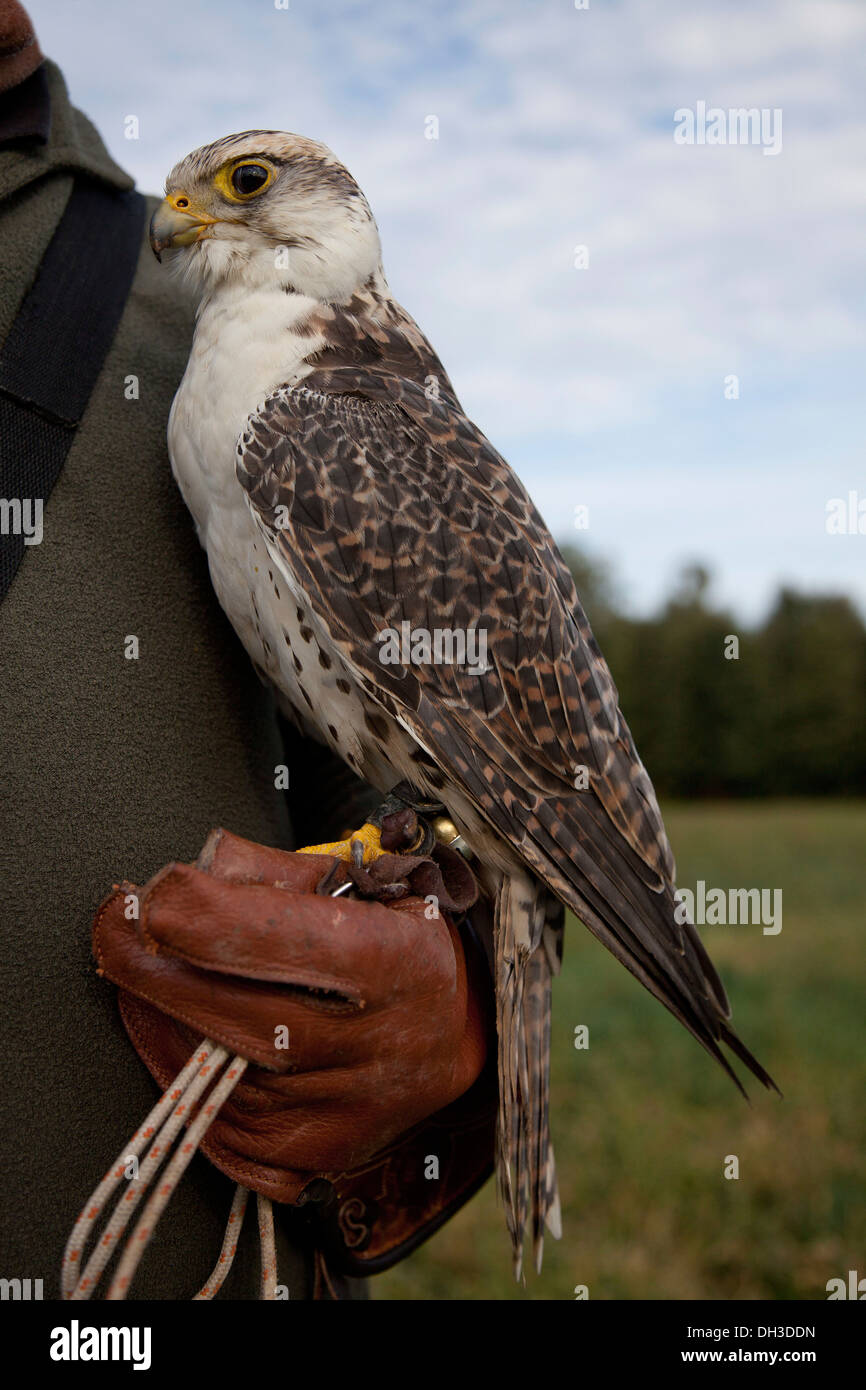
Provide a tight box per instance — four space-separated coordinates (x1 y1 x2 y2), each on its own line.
61 1040 223 1298
61 1040 264 1300
106 1051 248 1299
193 1184 249 1300
257 1193 277 1301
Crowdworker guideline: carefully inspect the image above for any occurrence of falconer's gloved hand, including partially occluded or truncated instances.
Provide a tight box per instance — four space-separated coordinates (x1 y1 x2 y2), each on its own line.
92 829 496 1273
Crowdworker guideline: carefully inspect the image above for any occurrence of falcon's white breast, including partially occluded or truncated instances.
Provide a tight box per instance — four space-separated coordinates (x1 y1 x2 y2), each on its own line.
168 283 378 779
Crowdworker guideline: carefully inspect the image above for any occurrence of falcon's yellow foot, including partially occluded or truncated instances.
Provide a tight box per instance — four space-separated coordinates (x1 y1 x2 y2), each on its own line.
297 822 385 867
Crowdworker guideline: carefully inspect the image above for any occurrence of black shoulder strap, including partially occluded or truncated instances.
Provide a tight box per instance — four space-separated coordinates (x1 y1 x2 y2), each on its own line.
0 180 145 604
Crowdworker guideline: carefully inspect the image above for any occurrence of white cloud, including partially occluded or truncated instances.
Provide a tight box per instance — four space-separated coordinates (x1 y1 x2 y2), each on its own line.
24 0 866 619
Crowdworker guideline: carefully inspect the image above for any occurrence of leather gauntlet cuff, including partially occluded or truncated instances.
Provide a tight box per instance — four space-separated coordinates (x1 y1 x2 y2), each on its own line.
294 916 496 1276
297 1063 497 1276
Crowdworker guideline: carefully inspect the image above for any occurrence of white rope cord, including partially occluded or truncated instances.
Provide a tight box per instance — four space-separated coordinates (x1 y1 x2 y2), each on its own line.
68 1044 235 1301
193 1184 250 1300
61 1040 223 1299
105 1052 249 1299
257 1192 277 1300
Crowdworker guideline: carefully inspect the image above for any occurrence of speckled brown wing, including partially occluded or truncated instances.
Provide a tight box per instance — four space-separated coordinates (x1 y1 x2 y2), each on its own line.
236 364 776 1096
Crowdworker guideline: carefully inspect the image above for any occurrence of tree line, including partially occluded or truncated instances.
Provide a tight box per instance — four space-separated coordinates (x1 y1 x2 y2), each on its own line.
560 547 866 797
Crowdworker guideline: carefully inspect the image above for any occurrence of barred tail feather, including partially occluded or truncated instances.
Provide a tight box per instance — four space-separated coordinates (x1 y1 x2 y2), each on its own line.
494 870 563 1278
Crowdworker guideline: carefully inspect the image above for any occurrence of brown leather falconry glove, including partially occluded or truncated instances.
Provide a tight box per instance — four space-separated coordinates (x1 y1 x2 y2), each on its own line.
93 829 496 1274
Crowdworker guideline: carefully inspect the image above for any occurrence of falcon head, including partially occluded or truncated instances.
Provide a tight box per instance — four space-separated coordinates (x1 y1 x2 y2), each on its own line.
149 131 382 302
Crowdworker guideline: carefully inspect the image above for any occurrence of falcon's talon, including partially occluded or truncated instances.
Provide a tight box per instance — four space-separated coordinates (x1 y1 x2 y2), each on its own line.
297 821 384 866
348 823 384 864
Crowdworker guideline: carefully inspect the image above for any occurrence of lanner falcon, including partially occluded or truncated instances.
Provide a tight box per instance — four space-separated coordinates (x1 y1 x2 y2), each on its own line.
150 132 776 1276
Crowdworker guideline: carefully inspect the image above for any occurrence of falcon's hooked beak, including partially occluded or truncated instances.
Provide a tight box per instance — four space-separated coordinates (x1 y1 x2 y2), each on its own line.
149 193 218 261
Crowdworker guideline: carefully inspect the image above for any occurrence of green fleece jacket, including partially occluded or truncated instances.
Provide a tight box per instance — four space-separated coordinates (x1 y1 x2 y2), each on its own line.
0 60 336 1299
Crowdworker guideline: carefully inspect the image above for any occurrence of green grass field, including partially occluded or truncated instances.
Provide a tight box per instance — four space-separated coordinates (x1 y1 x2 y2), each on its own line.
376 801 865 1301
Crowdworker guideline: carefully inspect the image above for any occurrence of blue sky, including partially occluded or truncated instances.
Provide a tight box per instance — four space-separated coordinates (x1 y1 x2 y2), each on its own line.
28 0 866 621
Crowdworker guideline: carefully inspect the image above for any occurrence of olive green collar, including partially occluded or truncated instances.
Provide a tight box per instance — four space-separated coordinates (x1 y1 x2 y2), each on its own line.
0 58 133 203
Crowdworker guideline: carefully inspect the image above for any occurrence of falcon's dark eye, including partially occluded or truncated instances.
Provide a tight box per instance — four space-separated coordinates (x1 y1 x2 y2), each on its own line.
230 162 271 197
